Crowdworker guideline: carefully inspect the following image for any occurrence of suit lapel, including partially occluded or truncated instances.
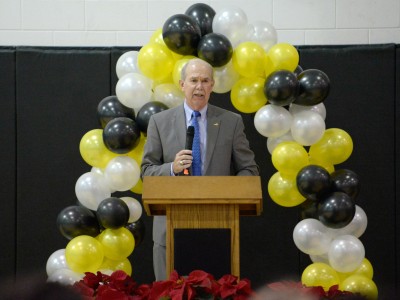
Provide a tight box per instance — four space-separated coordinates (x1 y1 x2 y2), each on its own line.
173 105 187 149
204 105 221 174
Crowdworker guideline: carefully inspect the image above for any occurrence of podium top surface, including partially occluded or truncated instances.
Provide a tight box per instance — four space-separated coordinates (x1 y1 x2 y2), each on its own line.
142 176 263 216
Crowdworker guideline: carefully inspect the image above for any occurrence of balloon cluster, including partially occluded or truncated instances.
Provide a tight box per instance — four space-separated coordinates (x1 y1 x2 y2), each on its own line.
257 50 378 299
46 94 149 284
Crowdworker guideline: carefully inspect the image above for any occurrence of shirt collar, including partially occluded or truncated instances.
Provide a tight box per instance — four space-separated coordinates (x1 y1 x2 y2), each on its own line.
184 101 207 124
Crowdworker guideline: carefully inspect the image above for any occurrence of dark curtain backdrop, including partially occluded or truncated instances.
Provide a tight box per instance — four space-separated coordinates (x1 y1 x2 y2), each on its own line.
0 44 398 299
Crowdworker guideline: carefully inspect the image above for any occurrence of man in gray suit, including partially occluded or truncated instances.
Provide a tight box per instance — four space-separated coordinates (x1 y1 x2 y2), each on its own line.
141 58 259 281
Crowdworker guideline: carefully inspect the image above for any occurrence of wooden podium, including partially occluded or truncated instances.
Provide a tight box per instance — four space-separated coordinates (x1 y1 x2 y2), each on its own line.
142 176 263 277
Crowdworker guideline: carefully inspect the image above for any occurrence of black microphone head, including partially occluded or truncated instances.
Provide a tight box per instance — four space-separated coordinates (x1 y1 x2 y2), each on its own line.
185 126 194 150
187 126 194 136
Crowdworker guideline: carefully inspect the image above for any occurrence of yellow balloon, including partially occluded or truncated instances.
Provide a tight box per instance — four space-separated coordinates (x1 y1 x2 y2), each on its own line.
97 228 135 261
126 133 146 164
138 42 174 81
301 262 340 291
232 42 266 78
172 56 196 88
268 172 306 207
100 257 132 276
264 55 276 79
65 235 104 273
309 128 353 165
79 129 118 168
230 77 268 113
131 178 143 194
267 42 299 72
339 275 378 300
308 157 335 174
338 258 374 282
271 141 309 176
149 28 164 45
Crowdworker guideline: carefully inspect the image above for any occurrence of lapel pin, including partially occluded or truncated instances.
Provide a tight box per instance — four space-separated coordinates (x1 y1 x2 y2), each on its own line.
213 123 219 126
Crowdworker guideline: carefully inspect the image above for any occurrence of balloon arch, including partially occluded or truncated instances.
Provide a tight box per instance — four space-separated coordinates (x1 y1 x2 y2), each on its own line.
46 3 377 299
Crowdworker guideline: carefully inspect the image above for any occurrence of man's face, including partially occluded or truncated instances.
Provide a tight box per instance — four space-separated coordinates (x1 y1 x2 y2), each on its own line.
180 62 214 111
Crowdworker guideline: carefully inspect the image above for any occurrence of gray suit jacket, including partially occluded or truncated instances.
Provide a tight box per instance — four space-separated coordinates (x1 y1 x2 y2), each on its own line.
141 103 259 246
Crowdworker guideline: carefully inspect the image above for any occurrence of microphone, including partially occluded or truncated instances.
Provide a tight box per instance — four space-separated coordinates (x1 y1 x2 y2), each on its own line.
184 126 194 175
185 126 194 150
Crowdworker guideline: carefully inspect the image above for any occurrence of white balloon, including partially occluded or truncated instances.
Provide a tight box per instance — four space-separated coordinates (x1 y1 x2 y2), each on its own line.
328 235 365 273
46 249 67 276
121 196 143 223
293 218 332 255
266 131 294 155
212 6 248 48
289 103 327 120
213 60 240 93
116 50 141 79
254 105 292 138
116 73 153 112
153 83 184 108
243 21 277 52
104 156 140 192
75 172 111 211
291 111 325 146
310 252 330 264
329 205 368 238
47 268 83 285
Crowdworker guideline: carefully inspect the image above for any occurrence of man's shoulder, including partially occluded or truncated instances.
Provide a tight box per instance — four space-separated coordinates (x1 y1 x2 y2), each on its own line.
208 104 240 119
151 104 182 120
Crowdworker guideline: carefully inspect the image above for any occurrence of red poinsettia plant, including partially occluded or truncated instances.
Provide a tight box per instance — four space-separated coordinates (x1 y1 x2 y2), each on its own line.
73 270 367 300
73 269 253 300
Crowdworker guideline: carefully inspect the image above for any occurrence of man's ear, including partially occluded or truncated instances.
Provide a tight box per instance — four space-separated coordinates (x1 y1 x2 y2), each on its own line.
179 80 184 90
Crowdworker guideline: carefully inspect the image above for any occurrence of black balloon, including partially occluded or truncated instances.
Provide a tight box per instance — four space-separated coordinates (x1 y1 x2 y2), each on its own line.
293 65 303 77
294 69 330 106
197 33 233 67
185 3 216 37
97 197 130 229
299 198 319 220
97 95 135 128
162 14 202 55
318 192 356 229
296 165 332 202
331 169 360 200
103 117 140 154
264 70 299 106
126 219 146 247
137 101 169 134
57 205 100 240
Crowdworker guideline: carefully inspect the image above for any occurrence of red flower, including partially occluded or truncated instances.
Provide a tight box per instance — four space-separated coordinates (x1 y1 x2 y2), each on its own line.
217 274 254 299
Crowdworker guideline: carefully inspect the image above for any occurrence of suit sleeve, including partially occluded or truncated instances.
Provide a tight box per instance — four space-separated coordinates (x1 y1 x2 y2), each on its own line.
232 114 260 176
140 116 172 177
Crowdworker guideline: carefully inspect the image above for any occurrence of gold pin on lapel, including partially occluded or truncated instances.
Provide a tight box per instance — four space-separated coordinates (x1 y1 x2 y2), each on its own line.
213 122 219 126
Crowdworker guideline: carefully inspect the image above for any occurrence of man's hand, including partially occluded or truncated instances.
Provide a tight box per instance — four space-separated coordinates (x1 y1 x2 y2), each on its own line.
173 149 193 174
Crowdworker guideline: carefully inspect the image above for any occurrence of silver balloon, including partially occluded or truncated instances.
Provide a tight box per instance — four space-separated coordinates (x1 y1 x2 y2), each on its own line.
328 235 365 273
153 83 185 108
329 205 368 238
47 268 83 285
46 249 67 277
266 131 294 155
116 51 141 79
75 172 111 211
121 196 143 223
289 103 327 120
104 156 140 192
254 104 292 138
115 72 153 112
291 111 325 146
212 6 248 48
243 21 277 52
213 60 240 94
293 218 332 255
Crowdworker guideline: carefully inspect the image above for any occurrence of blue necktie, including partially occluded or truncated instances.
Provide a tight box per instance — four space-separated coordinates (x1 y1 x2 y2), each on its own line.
191 111 202 176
